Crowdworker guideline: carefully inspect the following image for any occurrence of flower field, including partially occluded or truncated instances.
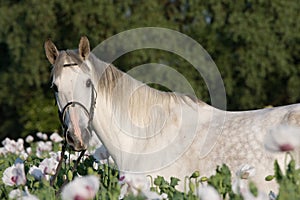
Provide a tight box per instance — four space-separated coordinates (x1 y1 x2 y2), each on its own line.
0 126 300 200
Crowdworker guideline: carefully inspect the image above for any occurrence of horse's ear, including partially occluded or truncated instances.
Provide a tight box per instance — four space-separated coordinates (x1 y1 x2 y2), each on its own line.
79 36 90 60
44 39 59 65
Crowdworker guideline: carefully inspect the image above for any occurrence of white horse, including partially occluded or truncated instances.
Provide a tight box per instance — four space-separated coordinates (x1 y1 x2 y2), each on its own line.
45 36 299 193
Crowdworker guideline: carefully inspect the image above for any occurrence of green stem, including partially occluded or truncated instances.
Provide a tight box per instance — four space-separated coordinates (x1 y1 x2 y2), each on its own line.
147 175 154 191
184 176 189 195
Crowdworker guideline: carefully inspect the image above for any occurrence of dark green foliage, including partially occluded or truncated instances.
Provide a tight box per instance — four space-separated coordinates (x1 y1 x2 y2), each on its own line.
0 0 299 139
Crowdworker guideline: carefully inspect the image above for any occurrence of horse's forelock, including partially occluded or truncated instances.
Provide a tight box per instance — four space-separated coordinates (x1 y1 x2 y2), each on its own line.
51 50 86 79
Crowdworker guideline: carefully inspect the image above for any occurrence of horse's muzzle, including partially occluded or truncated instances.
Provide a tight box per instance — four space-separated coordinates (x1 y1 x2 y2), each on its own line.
65 127 90 151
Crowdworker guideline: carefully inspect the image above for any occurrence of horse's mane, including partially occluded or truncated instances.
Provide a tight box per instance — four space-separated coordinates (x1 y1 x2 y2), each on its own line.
87 53 207 110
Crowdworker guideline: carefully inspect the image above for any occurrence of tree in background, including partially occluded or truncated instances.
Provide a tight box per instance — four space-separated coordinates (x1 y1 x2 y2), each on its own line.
0 0 299 139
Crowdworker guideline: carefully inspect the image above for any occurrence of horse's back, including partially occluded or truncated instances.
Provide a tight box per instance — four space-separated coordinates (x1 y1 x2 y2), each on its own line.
202 103 300 192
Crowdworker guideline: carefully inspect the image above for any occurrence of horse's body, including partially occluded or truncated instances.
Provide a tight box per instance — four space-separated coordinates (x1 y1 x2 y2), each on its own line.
92 63 295 192
45 37 299 193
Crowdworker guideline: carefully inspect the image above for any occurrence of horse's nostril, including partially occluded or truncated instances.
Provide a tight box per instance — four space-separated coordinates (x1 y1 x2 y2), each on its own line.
66 132 74 145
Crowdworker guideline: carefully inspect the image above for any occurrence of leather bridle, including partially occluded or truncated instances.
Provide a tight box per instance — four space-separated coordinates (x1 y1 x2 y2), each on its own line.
53 63 97 140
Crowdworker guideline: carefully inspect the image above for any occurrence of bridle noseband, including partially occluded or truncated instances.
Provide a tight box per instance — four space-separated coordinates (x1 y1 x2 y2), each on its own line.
57 83 97 139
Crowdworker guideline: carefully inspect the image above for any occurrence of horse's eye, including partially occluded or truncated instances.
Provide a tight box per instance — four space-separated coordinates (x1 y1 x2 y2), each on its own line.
86 79 92 87
52 84 58 92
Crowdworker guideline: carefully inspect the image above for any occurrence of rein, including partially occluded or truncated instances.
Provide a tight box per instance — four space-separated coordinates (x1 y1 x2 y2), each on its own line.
50 63 97 190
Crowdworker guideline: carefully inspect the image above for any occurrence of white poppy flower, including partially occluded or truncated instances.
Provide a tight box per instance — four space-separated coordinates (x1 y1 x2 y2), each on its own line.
51 151 79 164
26 147 32 155
16 138 25 153
9 187 39 200
50 132 63 143
160 193 168 199
92 162 99 170
241 188 269 200
232 164 255 194
142 190 164 200
264 125 300 152
236 164 256 179
9 189 23 199
39 157 58 175
36 141 52 158
36 132 48 140
232 164 268 199
2 159 26 186
119 182 128 200
61 175 99 200
0 147 7 155
118 173 150 197
2 138 25 155
19 151 29 160
197 185 221 200
119 174 161 200
25 135 34 143
232 178 248 195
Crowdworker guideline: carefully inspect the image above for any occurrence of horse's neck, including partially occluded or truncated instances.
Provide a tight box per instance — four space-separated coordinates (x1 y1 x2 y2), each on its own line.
91 64 214 162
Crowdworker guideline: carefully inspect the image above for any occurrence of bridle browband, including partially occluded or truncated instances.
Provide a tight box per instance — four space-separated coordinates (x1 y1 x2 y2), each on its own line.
63 63 78 67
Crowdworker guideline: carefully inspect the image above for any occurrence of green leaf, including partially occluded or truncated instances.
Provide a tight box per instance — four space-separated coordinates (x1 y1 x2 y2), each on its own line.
170 177 180 188
274 160 283 183
249 181 258 197
154 176 164 186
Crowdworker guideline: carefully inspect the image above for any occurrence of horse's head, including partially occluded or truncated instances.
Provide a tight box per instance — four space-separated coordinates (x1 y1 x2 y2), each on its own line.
44 36 96 151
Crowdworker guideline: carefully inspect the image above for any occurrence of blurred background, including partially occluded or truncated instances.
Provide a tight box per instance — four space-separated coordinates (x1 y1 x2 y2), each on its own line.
0 0 299 140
